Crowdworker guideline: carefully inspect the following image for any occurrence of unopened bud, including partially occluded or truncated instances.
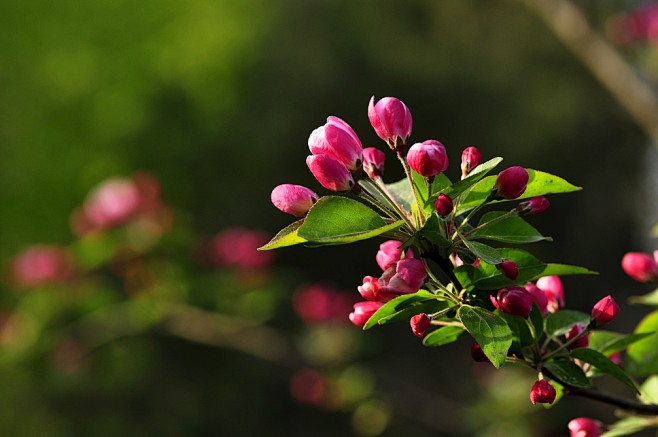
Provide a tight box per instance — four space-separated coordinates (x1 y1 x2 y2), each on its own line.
518 196 550 215
271 184 319 217
461 146 482 177
497 260 519 280
434 194 453 217
530 379 556 405
368 96 413 149
410 313 432 337
621 252 658 283
494 166 529 199
568 417 604 437
591 295 620 327
406 140 449 177
490 286 533 317
362 147 386 178
567 324 589 349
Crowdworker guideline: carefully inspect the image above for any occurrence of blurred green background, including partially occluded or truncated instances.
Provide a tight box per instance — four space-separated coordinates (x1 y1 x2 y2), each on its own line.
0 0 656 435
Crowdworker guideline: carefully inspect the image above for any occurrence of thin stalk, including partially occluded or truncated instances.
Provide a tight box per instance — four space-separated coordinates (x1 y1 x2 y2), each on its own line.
362 178 415 230
430 320 464 328
396 152 426 228
542 326 590 362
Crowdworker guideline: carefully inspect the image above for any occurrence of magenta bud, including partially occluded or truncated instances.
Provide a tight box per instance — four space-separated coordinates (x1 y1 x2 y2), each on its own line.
306 154 355 192
497 260 519 280
470 343 490 363
349 301 384 326
608 351 623 366
308 116 363 171
494 166 529 199
406 140 449 177
377 258 427 301
621 252 658 283
525 283 548 315
568 417 604 437
368 96 413 148
536 276 565 313
567 324 589 349
530 379 556 405
490 286 533 317
376 240 413 271
591 295 620 326
461 146 482 176
434 194 453 217
518 196 550 215
270 184 319 217
357 276 380 301
410 313 432 337
362 147 386 178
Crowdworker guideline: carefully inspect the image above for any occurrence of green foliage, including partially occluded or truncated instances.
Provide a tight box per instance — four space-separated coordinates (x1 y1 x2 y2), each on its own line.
458 305 512 368
362 290 444 330
423 326 465 347
543 360 591 388
627 310 658 377
544 310 591 337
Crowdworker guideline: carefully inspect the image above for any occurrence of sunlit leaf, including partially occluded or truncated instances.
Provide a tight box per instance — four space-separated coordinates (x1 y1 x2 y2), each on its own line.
571 348 638 393
423 326 465 347
458 305 512 368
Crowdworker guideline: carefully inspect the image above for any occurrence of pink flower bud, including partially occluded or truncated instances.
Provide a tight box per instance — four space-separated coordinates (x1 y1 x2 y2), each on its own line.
357 276 380 301
470 342 491 363
410 313 432 337
376 240 413 271
518 196 550 215
591 295 620 326
377 258 427 301
306 154 355 192
608 351 623 366
568 417 604 437
536 275 565 313
406 140 449 177
308 116 363 171
83 178 141 229
368 96 413 147
434 194 453 217
530 379 556 404
12 245 74 288
349 301 384 326
270 184 319 217
525 283 548 315
621 252 658 283
490 286 533 317
362 147 386 178
567 324 589 349
461 146 482 176
494 166 529 199
496 260 519 280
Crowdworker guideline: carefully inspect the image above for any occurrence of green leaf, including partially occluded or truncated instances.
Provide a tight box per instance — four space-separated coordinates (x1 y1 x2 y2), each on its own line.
628 287 658 306
430 173 452 194
456 169 581 216
418 214 452 248
602 417 654 437
544 380 565 409
639 375 658 405
470 211 551 244
258 220 307 250
589 331 654 356
363 290 437 330
444 157 503 198
454 248 545 290
423 326 465 347
458 305 512 368
297 196 404 244
536 263 597 278
386 178 415 212
544 359 591 388
377 300 448 327
571 348 639 393
461 239 503 265
497 311 533 349
544 310 590 337
627 310 658 377
411 169 430 212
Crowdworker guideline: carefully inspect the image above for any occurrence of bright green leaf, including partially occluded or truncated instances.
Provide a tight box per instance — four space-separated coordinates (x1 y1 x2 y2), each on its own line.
628 287 658 306
258 220 307 250
386 178 415 213
418 214 452 248
422 326 465 347
601 417 654 437
544 310 590 337
471 211 551 244
458 305 512 368
627 310 658 377
297 196 403 244
363 290 437 330
591 331 654 356
535 263 597 278
544 359 591 388
571 348 639 393
434 157 503 202
639 375 658 405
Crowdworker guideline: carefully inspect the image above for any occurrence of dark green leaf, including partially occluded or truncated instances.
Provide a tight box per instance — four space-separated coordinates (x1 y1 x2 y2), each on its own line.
497 311 533 349
298 196 404 244
458 305 512 368
423 326 465 347
627 310 658 377
628 287 658 306
258 220 307 250
544 310 590 337
535 263 597 278
430 173 452 194
418 214 452 248
461 239 503 265
544 359 591 388
377 300 448 327
471 211 551 244
571 348 638 393
363 290 437 330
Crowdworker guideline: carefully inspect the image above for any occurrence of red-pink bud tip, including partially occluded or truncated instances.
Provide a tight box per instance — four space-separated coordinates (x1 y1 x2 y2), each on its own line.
368 96 413 149
410 313 432 337
470 343 491 363
490 286 533 317
362 147 386 178
591 295 620 326
494 166 529 199
568 417 604 437
497 260 519 280
271 184 319 217
530 379 556 405
406 140 449 177
434 194 453 217
461 146 482 176
518 196 550 215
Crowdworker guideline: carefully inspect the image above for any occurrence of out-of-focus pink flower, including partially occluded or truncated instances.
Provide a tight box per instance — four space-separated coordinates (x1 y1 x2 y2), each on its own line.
362 147 386 178
349 301 384 326
293 285 354 324
568 417 603 437
306 154 355 192
525 283 548 315
83 178 141 229
494 166 529 199
591 295 620 327
434 194 453 217
207 228 273 270
518 196 550 216
497 260 519 280
308 116 363 171
375 240 413 271
290 368 327 405
530 379 556 405
490 286 533 317
536 276 565 313
567 324 589 349
461 146 482 177
12 245 74 288
621 252 658 283
271 184 319 217
608 2 658 47
608 351 623 367
368 96 413 148
377 258 427 301
406 140 449 177
410 313 432 337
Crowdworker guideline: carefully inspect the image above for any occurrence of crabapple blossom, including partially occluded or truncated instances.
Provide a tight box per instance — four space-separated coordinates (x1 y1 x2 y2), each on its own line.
494 166 529 199
306 154 355 192
536 275 565 313
368 96 413 148
308 116 363 171
271 184 319 217
362 147 386 178
496 260 519 280
530 379 556 404
490 286 533 317
525 283 548 315
621 251 658 282
434 194 453 217
377 258 427 301
410 313 432 337
461 146 482 177
567 324 589 349
518 196 550 215
568 417 603 437
349 301 384 326
406 140 449 177
591 295 620 327
376 240 413 271
12 245 74 288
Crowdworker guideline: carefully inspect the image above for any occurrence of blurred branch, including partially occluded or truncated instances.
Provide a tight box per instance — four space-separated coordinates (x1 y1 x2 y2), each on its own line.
520 0 658 145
